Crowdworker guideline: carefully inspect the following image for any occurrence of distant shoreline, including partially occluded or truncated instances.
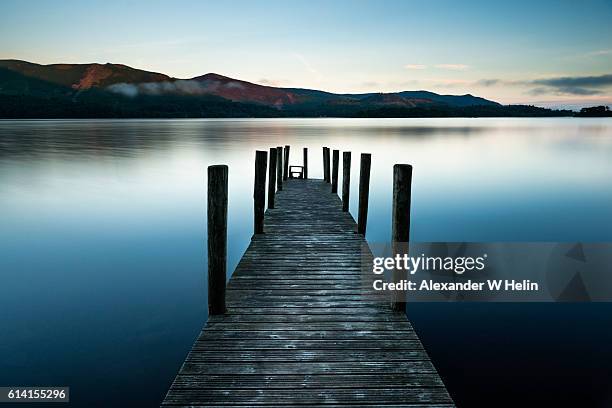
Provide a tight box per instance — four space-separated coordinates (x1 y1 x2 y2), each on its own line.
0 100 576 119
4 115 609 120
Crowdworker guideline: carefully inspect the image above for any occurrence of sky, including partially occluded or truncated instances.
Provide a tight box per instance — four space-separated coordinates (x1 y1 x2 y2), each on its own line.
1 0 611 107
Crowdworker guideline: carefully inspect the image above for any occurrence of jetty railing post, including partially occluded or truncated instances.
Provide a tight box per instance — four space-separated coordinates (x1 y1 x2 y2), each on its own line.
283 145 290 181
303 147 308 179
322 147 326 181
276 146 283 191
323 147 330 182
207 165 228 315
327 147 331 182
342 151 351 211
331 149 339 193
357 153 371 235
254 150 268 234
391 164 413 313
268 147 277 209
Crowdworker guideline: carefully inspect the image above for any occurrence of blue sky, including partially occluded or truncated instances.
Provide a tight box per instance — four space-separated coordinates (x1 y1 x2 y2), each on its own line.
1 0 611 107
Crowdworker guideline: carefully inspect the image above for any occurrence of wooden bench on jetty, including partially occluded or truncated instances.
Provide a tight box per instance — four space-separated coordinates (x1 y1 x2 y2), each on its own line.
162 146 454 407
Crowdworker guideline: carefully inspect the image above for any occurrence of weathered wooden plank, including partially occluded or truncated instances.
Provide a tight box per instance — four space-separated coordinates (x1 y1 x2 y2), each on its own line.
204 321 414 331
178 360 438 375
191 339 425 350
226 307 390 314
231 275 364 280
170 373 444 388
224 295 384 303
163 388 453 405
184 349 430 362
226 289 372 296
228 286 367 292
207 315 406 324
196 330 420 341
225 301 388 308
228 280 364 287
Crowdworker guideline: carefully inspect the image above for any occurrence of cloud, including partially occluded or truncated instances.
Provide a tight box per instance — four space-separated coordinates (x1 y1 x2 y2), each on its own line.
224 81 244 89
404 64 427 70
361 81 380 88
106 78 246 97
587 49 612 57
476 79 501 87
403 63 470 70
527 86 602 96
472 74 612 96
431 78 471 87
527 87 553 96
534 86 602 96
531 74 612 88
259 78 290 87
530 74 612 95
434 64 468 70
106 83 139 97
258 79 279 86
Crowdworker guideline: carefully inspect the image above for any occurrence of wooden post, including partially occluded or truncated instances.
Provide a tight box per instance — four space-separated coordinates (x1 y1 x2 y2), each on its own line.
331 149 339 193
207 165 228 315
342 151 351 211
254 150 267 234
322 147 326 181
283 145 290 181
326 148 331 182
323 147 330 182
268 147 277 209
276 146 283 191
303 147 308 179
357 153 371 235
391 164 413 313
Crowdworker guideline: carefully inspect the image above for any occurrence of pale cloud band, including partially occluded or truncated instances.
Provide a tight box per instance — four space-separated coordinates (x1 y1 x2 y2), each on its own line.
477 74 612 96
404 64 427 70
586 49 612 57
434 64 469 70
404 64 469 70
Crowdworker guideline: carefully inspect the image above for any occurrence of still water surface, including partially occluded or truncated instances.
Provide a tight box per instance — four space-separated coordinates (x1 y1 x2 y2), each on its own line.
1 118 611 406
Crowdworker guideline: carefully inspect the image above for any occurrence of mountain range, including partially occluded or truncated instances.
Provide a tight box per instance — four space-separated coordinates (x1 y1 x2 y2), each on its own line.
0 60 571 118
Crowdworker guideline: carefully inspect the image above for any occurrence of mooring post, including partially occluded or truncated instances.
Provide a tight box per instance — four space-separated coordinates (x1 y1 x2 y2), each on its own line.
342 151 351 211
283 145 290 181
303 147 308 179
322 147 326 181
357 153 371 235
276 146 283 191
391 164 413 313
326 148 331 182
268 147 277 209
207 165 228 315
323 147 331 182
331 149 339 193
254 150 267 234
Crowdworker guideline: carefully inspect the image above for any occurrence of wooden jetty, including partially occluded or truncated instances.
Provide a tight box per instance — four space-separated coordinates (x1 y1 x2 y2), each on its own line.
162 147 454 407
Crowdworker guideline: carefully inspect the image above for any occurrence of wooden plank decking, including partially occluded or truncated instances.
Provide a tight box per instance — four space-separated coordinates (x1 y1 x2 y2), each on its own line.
162 178 454 407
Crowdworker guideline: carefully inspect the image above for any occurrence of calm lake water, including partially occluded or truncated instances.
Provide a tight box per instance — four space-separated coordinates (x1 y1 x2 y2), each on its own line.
1 118 611 407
